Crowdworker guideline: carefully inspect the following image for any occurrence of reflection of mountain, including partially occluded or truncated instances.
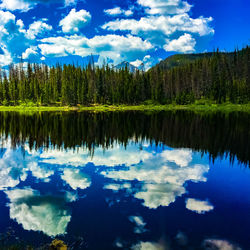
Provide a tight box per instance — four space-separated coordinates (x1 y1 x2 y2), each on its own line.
5 188 73 236
0 111 249 165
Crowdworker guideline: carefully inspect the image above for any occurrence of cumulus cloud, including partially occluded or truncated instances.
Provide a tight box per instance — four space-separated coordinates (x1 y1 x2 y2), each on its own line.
28 161 54 181
39 34 153 66
134 183 185 209
104 183 131 191
0 140 209 211
203 239 242 250
129 216 147 234
137 0 192 15
0 10 36 64
164 33 196 52
186 198 214 214
102 14 214 44
0 0 34 12
0 0 215 68
59 8 91 34
0 0 79 12
5 188 72 236
38 142 152 167
26 20 52 39
101 148 209 209
0 45 12 66
22 46 39 60
48 143 151 166
130 59 143 68
0 148 27 190
61 168 91 190
161 148 192 167
104 7 133 17
102 0 213 53
132 241 165 250
0 142 53 187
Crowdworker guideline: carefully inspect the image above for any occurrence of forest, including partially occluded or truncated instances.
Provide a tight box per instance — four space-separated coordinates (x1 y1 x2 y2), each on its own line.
0 46 249 106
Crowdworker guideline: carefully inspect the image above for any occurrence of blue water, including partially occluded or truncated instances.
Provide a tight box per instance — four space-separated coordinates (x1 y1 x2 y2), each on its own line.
0 140 249 249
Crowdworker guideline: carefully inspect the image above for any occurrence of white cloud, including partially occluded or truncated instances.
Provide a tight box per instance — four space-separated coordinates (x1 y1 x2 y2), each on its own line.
38 142 152 167
28 161 54 181
132 241 165 250
124 9 133 17
0 148 27 190
61 168 91 190
59 8 91 34
26 20 52 39
0 10 35 63
0 0 80 12
104 7 133 17
137 0 192 15
39 34 153 65
102 14 214 44
134 183 185 209
0 140 209 211
104 7 122 16
131 59 143 68
129 216 147 234
101 149 209 209
22 46 38 59
0 45 12 66
186 198 214 214
104 183 131 191
161 149 192 167
5 188 72 236
0 9 16 34
203 239 242 250
0 0 34 12
0 142 52 187
164 33 196 52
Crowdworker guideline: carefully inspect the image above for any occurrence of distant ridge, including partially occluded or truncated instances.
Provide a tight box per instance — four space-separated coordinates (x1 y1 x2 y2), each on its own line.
152 53 214 71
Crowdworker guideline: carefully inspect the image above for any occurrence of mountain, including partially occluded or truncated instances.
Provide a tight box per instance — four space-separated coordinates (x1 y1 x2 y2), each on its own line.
115 61 139 73
152 53 214 71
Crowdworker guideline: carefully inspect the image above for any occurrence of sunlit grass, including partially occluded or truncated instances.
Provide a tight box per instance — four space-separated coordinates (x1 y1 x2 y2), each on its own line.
0 102 249 113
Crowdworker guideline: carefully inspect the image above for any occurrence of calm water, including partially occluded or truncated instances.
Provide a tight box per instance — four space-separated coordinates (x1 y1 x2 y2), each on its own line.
0 111 249 249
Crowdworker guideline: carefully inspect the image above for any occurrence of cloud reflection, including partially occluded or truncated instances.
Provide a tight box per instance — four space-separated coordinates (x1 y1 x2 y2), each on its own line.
129 216 147 234
0 148 27 190
61 168 91 190
101 149 209 209
5 188 73 237
131 241 165 250
186 198 214 214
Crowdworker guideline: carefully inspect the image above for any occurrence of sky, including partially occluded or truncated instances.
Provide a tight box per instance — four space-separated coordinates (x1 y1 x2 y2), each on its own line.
0 0 249 70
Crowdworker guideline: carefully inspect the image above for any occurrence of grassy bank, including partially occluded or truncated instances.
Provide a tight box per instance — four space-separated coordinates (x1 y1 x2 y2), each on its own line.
0 102 249 113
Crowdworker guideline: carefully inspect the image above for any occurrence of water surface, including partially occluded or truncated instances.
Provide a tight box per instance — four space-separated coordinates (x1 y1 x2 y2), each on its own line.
0 111 249 249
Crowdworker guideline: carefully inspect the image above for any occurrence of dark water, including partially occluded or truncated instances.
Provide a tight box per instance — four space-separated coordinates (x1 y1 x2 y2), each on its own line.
0 111 249 249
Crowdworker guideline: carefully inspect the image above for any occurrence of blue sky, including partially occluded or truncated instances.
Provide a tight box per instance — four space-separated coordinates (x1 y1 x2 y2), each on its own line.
0 0 249 69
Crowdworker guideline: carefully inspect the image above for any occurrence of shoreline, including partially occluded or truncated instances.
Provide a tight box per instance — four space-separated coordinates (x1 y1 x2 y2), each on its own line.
0 103 249 113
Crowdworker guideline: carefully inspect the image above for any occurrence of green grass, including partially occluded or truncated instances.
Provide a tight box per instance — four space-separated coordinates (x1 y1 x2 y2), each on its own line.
0 102 249 113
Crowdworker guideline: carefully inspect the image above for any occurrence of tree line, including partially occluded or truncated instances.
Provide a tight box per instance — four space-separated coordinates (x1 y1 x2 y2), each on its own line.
0 46 249 106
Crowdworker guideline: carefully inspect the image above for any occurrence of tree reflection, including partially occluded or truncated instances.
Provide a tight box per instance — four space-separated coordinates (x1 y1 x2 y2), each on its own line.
0 111 249 166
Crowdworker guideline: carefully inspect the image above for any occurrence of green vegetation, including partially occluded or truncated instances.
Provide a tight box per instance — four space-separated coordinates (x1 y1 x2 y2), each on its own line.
0 46 249 108
0 102 249 113
152 52 214 71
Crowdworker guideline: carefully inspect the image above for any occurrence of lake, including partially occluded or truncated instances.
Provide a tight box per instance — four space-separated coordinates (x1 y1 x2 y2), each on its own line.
0 111 249 249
